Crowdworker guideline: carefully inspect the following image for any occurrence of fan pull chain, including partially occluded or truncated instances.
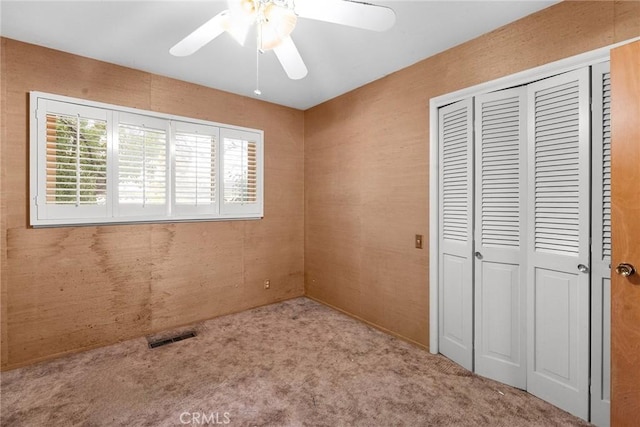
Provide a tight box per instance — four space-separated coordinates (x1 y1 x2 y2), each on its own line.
254 49 261 95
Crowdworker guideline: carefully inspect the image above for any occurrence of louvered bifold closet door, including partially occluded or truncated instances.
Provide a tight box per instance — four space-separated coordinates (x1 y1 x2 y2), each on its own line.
473 88 527 389
590 61 611 427
526 68 590 420
438 98 474 371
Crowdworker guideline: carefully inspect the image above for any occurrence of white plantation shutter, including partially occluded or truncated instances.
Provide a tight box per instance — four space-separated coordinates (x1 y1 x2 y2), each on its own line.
45 114 108 206
590 61 611 427
220 128 263 216
438 98 474 371
116 113 168 217
173 122 219 216
224 140 257 202
473 87 527 389
34 99 109 221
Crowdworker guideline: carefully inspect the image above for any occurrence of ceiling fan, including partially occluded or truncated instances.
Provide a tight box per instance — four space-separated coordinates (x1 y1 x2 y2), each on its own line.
170 0 396 90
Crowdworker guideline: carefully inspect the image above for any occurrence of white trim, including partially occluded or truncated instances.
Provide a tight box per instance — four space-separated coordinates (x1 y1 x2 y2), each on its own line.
429 102 439 353
30 93 40 227
428 37 639 355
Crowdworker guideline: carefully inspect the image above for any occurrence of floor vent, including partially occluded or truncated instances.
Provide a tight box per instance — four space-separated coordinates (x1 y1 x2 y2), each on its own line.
147 331 197 349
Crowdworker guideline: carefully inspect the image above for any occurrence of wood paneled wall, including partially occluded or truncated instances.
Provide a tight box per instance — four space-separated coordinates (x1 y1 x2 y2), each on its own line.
304 1 640 348
0 39 305 370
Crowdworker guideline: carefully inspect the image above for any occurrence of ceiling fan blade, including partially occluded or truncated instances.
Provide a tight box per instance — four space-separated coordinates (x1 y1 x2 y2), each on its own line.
273 36 308 80
170 11 229 57
295 0 395 32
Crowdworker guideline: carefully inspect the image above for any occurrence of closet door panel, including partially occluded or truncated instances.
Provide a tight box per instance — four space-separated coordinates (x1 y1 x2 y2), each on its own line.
438 99 474 371
591 61 611 427
526 68 590 420
474 88 527 389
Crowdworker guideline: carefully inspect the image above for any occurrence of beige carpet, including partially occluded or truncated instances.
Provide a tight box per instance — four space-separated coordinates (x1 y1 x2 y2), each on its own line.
1 298 590 426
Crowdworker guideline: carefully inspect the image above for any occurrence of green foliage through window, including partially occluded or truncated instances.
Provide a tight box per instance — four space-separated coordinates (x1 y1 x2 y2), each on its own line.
46 114 107 205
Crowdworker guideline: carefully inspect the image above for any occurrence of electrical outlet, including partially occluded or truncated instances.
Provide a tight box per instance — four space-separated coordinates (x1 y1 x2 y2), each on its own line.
264 280 270 289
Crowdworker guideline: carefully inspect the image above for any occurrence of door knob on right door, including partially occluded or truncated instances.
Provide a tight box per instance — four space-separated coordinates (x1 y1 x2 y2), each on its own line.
615 263 636 277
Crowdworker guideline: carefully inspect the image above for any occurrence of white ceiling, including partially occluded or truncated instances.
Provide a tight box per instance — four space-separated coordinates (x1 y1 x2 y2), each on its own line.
0 0 558 110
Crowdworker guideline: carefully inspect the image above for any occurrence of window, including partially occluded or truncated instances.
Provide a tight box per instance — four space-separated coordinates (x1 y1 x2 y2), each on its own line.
173 122 218 216
221 129 260 215
116 113 169 217
37 101 110 222
30 92 263 226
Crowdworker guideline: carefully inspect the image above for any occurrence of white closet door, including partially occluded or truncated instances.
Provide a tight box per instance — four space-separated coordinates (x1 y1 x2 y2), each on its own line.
438 98 474 371
591 61 611 427
526 68 591 419
474 88 527 389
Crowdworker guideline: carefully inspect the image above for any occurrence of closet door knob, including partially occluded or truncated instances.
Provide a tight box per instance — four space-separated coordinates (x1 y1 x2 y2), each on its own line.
615 263 636 277
475 252 483 260
577 264 589 273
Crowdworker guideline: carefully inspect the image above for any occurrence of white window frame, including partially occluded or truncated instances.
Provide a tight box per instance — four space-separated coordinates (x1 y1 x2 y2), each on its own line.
30 91 264 227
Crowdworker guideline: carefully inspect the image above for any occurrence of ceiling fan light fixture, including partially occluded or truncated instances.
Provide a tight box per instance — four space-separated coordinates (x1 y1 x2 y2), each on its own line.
259 3 297 51
239 0 257 16
225 0 259 45
265 4 297 35
224 0 298 51
229 0 257 19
